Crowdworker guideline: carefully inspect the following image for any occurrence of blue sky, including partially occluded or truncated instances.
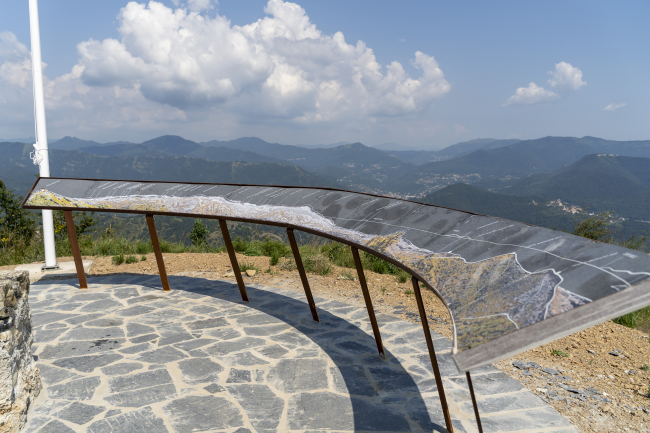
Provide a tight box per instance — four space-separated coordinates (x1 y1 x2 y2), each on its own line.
0 0 648 148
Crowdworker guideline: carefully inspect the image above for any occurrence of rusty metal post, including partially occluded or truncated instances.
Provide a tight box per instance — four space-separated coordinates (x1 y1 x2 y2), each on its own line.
286 228 319 322
63 211 87 289
218 219 249 302
351 247 385 358
146 214 170 291
412 276 454 433
466 371 484 433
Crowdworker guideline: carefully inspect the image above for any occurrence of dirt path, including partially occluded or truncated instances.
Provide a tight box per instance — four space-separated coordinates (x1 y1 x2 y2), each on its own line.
28 252 650 431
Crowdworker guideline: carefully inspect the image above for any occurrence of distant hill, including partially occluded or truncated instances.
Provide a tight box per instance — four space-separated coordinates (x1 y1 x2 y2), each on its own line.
419 183 574 231
50 136 103 150
0 142 338 197
389 138 520 165
388 136 650 195
493 154 650 220
0 137 35 144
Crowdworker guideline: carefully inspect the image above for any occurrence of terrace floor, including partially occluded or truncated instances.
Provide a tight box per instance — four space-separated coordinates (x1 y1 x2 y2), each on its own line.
23 274 577 433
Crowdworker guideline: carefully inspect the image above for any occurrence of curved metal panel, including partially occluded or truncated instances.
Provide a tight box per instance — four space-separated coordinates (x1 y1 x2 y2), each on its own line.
23 177 650 371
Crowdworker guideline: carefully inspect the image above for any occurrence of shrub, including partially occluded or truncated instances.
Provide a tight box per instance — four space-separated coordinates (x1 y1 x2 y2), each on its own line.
550 349 569 357
302 253 331 275
190 219 209 247
125 255 138 264
140 255 147 261
341 270 356 281
239 262 260 272
112 254 125 265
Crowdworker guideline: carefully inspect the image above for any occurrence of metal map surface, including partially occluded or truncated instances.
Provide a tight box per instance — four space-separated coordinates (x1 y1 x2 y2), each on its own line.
23 177 650 371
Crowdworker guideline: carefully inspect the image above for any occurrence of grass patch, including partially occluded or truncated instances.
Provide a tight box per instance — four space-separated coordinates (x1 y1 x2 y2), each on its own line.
550 349 569 357
125 255 138 264
613 306 650 333
112 254 125 265
140 255 147 261
340 270 356 281
239 262 260 273
642 364 649 371
404 289 414 295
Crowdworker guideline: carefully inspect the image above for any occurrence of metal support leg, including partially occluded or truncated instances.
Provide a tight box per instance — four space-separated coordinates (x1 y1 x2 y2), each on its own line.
466 371 484 433
218 219 249 302
286 228 319 322
63 211 87 289
146 214 170 291
351 247 385 358
412 277 454 433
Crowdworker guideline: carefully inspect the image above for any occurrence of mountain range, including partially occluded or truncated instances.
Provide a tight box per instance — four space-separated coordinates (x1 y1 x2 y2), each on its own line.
3 134 650 247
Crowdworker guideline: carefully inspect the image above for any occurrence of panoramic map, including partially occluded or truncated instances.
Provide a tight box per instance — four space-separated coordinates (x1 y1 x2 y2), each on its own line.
24 178 650 369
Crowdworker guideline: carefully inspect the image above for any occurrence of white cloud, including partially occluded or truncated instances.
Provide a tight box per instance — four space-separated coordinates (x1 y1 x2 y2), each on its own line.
604 102 626 111
548 61 586 90
502 82 558 106
504 61 585 107
0 1 452 143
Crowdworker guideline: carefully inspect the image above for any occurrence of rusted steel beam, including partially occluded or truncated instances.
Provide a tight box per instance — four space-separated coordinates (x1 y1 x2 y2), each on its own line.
218 219 249 302
63 211 87 289
351 247 385 358
146 214 170 291
287 228 319 322
466 371 484 433
412 276 454 433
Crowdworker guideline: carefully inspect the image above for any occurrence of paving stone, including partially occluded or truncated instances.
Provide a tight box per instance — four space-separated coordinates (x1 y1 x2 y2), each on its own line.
126 322 156 336
173 338 214 352
450 372 525 395
205 337 267 356
127 294 167 305
268 359 328 393
32 312 79 326
186 317 228 330
38 364 80 385
116 305 156 317
130 333 159 344
39 339 125 359
204 328 241 340
178 358 224 384
33 399 73 416
242 324 291 336
138 309 186 325
256 344 289 359
47 377 101 400
478 406 574 431
22 415 50 432
64 313 104 325
228 351 269 366
86 317 125 327
368 366 420 392
163 396 244 431
227 369 252 383
38 419 76 433
87 406 169 433
54 402 105 425
81 299 123 313
109 369 173 393
101 362 144 376
68 293 111 302
227 385 284 431
104 410 121 418
35 327 69 343
203 383 226 394
119 342 155 354
335 341 375 354
330 366 377 396
270 332 312 348
104 384 177 408
235 313 286 326
53 353 124 373
113 287 140 299
136 346 188 363
288 392 411 431
58 326 125 342
232 429 251 433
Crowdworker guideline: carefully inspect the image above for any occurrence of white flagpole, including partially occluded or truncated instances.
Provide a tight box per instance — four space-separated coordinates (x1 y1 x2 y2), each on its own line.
28 0 58 270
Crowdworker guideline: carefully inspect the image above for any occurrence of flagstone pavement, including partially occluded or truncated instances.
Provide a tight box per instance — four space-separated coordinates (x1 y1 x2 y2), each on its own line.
22 274 578 433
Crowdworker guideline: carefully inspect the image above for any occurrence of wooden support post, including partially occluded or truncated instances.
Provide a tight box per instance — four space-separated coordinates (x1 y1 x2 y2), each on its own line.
219 219 249 302
412 276 454 433
146 214 170 291
63 211 87 289
466 371 484 433
287 228 319 322
351 247 385 358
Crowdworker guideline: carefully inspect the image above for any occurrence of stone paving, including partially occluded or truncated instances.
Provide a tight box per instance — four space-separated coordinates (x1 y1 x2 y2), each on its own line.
23 274 578 433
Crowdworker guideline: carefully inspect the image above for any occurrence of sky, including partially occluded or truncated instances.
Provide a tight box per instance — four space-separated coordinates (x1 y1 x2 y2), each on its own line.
0 0 648 149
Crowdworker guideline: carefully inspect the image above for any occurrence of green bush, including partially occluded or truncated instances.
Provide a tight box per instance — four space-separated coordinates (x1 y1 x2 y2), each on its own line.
112 254 125 265
190 219 209 248
125 255 138 264
140 255 147 261
239 262 260 272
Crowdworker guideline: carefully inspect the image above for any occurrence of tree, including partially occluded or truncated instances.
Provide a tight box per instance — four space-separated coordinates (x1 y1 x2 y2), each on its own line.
0 180 35 241
190 219 209 247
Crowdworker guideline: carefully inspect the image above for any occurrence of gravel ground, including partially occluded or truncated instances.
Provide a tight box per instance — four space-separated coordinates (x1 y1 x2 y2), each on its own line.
22 252 650 431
